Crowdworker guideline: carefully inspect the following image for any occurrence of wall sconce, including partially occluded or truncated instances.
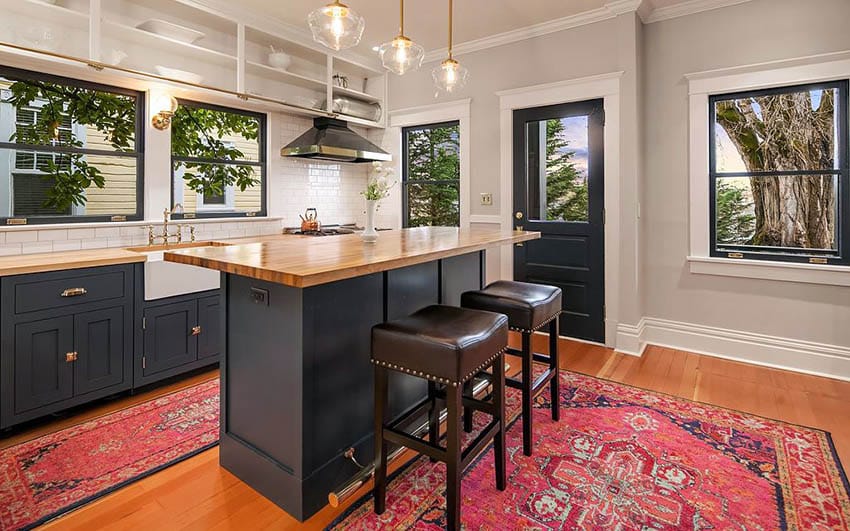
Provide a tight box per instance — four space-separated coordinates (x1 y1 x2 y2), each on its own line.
152 94 179 130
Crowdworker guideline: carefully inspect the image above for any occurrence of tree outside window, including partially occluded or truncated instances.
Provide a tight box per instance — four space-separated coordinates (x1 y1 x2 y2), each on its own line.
710 80 849 264
402 121 460 227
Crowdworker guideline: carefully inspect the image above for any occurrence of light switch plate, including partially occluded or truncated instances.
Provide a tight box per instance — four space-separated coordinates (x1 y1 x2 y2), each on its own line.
480 193 493 206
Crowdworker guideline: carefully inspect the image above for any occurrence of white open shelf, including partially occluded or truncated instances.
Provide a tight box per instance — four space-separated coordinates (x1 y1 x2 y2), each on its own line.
0 0 388 128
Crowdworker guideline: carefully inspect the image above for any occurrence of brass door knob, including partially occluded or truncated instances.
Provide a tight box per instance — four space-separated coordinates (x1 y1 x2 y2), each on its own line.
515 211 524 220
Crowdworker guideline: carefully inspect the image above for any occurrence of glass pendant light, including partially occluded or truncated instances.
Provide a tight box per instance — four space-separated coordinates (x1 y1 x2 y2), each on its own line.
432 0 469 94
308 0 365 51
378 0 424 75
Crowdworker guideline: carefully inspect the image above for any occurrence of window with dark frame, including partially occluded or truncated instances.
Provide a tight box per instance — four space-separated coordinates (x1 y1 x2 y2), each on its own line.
170 100 266 219
709 80 849 265
402 121 460 228
0 66 144 224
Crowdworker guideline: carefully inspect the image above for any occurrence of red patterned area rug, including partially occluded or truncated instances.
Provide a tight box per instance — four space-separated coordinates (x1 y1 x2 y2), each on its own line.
330 371 850 530
0 378 219 530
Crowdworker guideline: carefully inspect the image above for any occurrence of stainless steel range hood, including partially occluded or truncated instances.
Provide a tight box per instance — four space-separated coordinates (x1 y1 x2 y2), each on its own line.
281 117 391 163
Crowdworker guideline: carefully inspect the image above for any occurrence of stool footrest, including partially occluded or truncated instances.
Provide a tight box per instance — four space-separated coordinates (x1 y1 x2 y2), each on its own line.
506 346 553 365
461 420 502 470
384 426 447 462
506 367 554 396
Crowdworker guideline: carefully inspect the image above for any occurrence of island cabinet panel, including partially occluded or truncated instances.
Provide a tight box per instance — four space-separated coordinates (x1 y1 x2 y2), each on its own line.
1 265 134 429
385 262 439 420
217 249 487 522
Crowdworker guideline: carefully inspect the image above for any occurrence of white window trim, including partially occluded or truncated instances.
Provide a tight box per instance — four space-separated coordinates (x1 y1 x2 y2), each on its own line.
389 98 471 228
686 50 850 286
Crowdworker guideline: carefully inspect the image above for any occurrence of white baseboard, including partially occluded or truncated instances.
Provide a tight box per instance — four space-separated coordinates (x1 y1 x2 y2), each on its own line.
615 317 850 382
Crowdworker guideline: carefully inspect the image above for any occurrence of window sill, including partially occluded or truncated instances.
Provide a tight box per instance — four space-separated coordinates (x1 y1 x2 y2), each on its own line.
0 217 280 232
687 256 850 287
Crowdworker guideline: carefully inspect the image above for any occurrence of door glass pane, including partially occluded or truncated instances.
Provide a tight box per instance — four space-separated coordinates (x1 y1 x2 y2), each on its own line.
527 116 589 222
715 174 837 253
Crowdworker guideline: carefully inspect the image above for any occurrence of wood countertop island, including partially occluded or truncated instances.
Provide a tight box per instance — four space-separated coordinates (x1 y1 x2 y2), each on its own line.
163 226 539 287
168 226 539 521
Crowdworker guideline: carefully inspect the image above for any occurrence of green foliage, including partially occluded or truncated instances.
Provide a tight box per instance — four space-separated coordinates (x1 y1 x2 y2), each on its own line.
715 180 755 244
3 79 260 212
171 106 260 197
405 124 460 227
544 119 587 221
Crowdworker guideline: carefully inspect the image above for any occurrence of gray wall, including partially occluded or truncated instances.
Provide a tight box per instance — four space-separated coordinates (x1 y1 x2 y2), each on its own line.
387 17 622 218
642 0 850 345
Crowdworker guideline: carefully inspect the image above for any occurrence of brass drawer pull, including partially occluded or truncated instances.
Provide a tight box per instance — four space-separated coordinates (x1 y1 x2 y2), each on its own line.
191 325 202 336
61 287 88 298
65 351 78 362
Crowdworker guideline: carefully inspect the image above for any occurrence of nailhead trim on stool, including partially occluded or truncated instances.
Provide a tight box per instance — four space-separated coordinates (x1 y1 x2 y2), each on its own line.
509 311 562 334
370 347 508 387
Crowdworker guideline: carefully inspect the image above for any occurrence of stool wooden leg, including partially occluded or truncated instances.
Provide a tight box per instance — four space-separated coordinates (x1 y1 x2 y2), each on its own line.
493 351 506 491
374 366 389 515
463 381 474 433
521 331 533 457
549 318 560 422
446 383 463 531
463 380 474 433
428 382 440 462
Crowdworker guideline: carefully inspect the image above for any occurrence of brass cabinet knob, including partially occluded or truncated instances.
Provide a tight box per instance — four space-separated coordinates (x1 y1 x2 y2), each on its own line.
191 325 202 336
65 351 78 362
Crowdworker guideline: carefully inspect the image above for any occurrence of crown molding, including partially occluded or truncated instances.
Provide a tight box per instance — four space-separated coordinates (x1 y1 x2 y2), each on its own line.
174 0 382 72
641 0 754 23
422 0 643 63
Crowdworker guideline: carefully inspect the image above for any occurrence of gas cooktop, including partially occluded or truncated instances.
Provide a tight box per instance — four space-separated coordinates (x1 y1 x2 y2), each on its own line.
286 224 360 236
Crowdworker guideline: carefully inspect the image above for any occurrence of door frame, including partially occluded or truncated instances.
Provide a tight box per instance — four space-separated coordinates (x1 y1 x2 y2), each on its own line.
497 72 623 347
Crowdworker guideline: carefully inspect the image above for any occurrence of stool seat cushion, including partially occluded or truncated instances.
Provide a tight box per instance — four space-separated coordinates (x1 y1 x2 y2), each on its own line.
371 305 508 385
461 281 562 331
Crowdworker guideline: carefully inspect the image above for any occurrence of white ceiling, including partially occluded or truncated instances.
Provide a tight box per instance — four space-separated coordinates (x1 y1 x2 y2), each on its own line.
232 0 706 57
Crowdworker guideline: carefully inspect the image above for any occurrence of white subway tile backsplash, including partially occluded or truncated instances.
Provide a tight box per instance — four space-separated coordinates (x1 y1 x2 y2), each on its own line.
37 229 68 241
53 240 83 252
22 241 54 254
0 243 22 256
95 227 121 239
6 231 39 243
67 228 96 240
81 239 109 250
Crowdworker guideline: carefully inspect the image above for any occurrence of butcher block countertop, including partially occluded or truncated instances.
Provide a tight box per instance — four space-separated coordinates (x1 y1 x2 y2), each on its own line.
164 227 540 288
0 247 147 277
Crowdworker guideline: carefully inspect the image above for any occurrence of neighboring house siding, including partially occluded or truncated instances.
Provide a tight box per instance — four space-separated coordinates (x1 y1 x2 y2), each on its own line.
83 127 137 214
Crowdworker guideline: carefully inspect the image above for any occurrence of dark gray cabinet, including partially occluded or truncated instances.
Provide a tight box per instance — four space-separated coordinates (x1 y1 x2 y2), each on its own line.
1 265 134 429
197 294 221 360
142 300 198 377
135 289 221 388
13 316 75 415
74 307 126 396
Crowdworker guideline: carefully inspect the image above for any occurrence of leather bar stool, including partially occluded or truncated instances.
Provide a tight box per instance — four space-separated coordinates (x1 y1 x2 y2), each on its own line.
461 280 562 456
371 305 508 531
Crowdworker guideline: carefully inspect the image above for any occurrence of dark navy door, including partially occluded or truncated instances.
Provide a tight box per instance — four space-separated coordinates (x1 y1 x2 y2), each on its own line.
513 99 605 343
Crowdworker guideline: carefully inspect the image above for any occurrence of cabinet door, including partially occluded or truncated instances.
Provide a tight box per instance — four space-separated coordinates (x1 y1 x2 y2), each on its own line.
143 301 198 376
197 294 221 360
14 316 75 414
74 307 125 396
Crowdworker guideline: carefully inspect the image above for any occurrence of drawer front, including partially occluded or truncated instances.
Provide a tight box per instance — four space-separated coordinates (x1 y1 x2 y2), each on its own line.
14 269 128 315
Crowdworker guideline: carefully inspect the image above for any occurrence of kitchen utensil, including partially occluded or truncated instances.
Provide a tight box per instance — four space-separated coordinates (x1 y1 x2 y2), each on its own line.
333 74 349 89
267 45 292 70
305 208 317 220
137 19 205 44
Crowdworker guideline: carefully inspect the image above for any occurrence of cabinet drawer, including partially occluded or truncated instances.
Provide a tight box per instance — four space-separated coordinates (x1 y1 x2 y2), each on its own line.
13 268 128 315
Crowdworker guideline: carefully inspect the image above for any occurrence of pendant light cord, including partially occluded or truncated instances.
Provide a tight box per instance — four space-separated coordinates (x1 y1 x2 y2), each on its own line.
448 0 453 60
399 0 404 36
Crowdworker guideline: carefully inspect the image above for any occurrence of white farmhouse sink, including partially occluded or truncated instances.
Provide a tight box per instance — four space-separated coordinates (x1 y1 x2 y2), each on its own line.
129 244 223 301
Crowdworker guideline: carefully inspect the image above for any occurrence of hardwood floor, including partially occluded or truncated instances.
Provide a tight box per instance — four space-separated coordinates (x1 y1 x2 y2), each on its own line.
7 337 848 530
